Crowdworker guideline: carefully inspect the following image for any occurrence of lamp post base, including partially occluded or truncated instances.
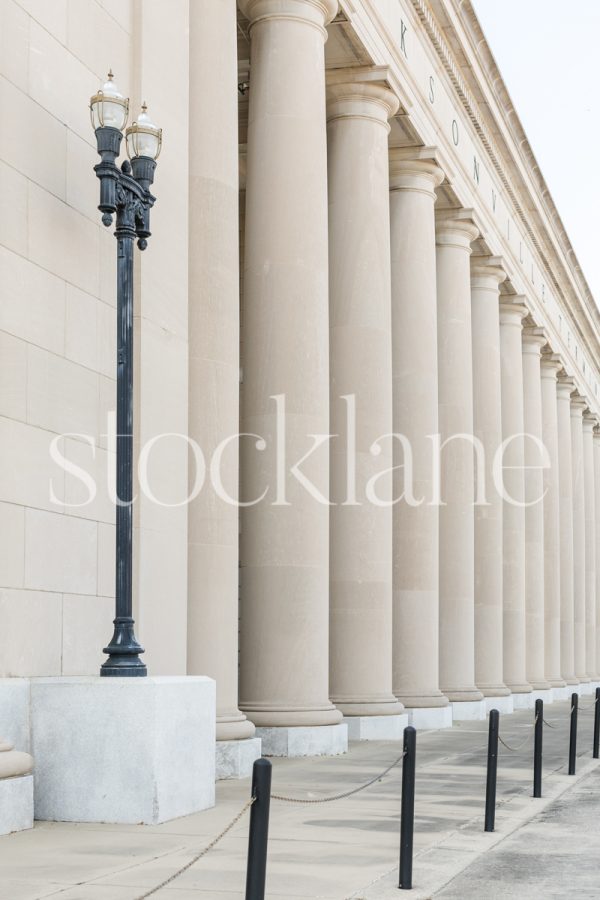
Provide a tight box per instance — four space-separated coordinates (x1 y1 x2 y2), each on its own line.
100 617 146 677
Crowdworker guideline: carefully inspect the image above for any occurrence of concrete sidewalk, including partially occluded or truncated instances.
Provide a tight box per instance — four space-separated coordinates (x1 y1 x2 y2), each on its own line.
0 698 597 900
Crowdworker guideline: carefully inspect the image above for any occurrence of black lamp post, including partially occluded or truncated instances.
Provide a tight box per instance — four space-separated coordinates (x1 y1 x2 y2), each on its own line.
90 72 162 677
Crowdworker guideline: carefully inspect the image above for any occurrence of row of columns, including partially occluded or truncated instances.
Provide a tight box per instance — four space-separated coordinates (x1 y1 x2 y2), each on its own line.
188 0 600 744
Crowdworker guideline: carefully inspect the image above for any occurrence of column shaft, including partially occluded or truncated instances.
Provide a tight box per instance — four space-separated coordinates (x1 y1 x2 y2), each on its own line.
327 79 403 718
571 397 588 682
583 413 597 681
522 329 550 689
556 378 577 684
187 0 253 740
436 211 482 702
238 0 341 727
540 355 564 686
499 301 531 694
470 257 509 696
389 152 447 709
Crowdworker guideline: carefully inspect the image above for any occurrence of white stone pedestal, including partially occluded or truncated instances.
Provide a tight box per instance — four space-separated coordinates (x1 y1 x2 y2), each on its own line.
31 676 216 824
484 695 514 715
344 714 408 741
512 691 534 710
256 724 347 758
0 679 30 752
216 738 262 780
450 699 487 721
552 686 570 702
0 776 33 835
407 706 453 730
579 681 593 695
531 688 554 704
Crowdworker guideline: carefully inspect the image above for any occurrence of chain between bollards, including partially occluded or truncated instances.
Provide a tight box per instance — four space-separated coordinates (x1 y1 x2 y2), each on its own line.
568 692 578 775
399 725 416 890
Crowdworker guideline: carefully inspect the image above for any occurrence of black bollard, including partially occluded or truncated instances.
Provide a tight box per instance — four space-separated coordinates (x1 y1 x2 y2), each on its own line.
245 757 272 900
484 709 499 832
533 699 543 798
399 725 416 890
594 688 600 760
568 692 578 776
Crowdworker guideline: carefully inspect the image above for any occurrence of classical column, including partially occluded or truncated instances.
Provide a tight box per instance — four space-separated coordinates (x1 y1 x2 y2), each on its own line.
583 411 597 682
326 76 405 736
499 300 531 698
388 149 449 724
187 0 255 750
436 209 483 711
594 428 600 680
238 0 343 749
470 256 509 699
556 376 577 685
521 328 551 690
571 394 588 684
539 353 565 688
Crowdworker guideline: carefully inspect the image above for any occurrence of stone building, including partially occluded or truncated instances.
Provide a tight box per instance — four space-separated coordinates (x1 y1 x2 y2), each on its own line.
1 0 600 818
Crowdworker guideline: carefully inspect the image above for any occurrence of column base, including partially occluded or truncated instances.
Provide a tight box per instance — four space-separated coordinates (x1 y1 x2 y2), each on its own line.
484 695 514 715
0 775 33 835
512 691 534 710
216 737 262 780
395 691 449 709
31 676 216 824
450 699 487 721
407 706 453 730
216 712 256 743
343 714 408 741
255 723 348 757
552 686 571 702
478 684 511 698
0 679 30 752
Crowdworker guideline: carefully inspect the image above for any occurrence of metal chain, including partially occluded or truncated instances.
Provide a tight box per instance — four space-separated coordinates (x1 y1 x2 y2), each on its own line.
135 796 255 900
573 696 599 713
543 717 559 729
271 749 407 804
497 713 539 752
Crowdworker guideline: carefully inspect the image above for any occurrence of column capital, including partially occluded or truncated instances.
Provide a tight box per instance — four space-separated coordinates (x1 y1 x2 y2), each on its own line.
470 254 507 289
326 76 399 129
557 375 576 401
583 410 597 432
499 299 528 327
435 208 480 249
570 394 588 417
389 146 445 195
239 0 338 33
522 326 547 355
540 351 562 380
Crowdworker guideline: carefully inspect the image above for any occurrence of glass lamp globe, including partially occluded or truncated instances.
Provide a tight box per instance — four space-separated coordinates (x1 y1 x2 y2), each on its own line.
90 70 129 131
125 104 162 160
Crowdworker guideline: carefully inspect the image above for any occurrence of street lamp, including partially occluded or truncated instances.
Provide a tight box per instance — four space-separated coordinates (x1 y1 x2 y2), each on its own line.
90 71 162 676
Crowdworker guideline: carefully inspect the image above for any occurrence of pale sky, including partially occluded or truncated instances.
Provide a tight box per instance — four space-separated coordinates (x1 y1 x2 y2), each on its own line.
473 0 600 305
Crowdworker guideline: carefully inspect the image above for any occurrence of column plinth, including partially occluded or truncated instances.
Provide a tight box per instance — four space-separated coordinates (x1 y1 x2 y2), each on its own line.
571 395 588 683
327 77 404 724
522 328 551 690
239 0 343 733
499 300 532 694
436 210 483 703
556 377 578 684
470 256 510 698
540 353 565 687
389 150 448 711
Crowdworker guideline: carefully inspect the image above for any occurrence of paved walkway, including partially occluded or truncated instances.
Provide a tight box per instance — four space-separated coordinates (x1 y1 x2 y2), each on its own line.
0 698 598 900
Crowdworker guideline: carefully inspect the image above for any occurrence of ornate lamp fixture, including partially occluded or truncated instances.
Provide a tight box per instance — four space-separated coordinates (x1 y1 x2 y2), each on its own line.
90 71 162 676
